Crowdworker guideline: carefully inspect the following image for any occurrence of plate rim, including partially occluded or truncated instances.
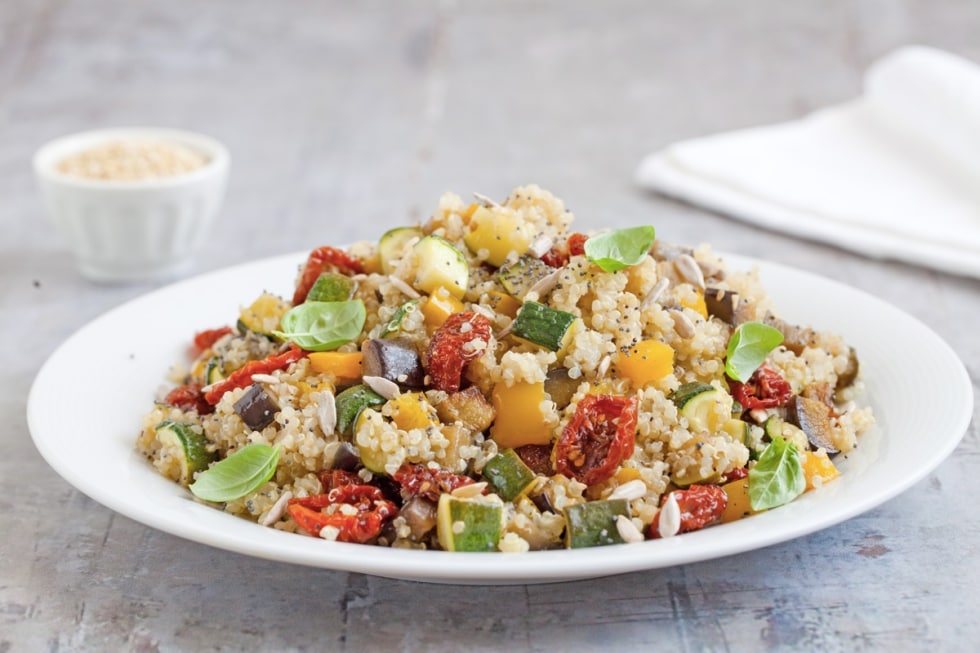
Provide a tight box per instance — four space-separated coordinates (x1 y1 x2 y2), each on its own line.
26 251 974 584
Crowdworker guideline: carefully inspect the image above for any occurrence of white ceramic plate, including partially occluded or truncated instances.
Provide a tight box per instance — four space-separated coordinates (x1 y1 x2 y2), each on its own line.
27 253 973 584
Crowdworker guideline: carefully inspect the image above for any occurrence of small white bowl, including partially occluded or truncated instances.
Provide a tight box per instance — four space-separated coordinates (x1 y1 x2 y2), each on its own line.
33 127 229 282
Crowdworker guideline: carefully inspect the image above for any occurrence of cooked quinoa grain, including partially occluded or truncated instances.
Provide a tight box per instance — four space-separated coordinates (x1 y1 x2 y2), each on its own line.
137 185 873 552
57 139 208 181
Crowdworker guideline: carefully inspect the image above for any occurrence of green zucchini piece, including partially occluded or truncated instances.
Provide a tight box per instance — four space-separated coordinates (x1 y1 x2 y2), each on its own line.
379 226 423 275
335 384 385 438
764 414 807 448
413 235 469 299
155 420 215 485
379 299 420 338
498 255 552 299
564 499 630 549
671 382 731 433
436 494 504 552
306 272 357 302
512 301 577 351
671 381 715 409
483 449 537 501
204 356 225 385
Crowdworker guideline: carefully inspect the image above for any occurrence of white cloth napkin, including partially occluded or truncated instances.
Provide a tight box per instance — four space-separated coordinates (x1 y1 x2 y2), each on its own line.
636 46 980 279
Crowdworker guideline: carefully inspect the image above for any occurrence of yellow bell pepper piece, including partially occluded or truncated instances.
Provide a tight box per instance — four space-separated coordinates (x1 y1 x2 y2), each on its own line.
615 467 643 484
802 449 840 491
421 286 465 329
362 254 382 275
389 392 438 431
680 292 708 319
489 381 552 448
239 292 289 335
486 291 521 319
462 206 531 267
307 352 363 384
617 339 675 386
720 477 757 523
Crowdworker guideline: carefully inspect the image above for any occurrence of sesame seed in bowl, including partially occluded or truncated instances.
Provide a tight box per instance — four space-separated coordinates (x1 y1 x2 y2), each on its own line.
33 127 230 282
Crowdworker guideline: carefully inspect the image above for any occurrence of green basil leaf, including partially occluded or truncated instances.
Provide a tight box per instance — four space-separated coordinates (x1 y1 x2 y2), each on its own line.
584 225 656 272
724 321 783 382
748 436 805 511
380 298 419 338
189 443 280 503
274 299 366 351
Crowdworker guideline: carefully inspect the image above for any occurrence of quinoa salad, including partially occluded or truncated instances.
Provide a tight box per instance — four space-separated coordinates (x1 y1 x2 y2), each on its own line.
137 185 874 552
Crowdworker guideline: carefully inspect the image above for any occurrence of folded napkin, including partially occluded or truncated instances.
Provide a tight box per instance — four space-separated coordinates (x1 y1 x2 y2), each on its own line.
636 46 980 279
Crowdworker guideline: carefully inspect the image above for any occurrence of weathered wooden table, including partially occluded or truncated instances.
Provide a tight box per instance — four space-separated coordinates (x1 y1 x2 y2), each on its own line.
3 1 978 650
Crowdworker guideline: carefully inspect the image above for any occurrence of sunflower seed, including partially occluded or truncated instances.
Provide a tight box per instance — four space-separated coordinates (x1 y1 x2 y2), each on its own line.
674 254 706 291
251 373 279 384
388 275 421 299
363 375 401 400
608 479 647 501
657 492 681 538
616 515 645 544
473 192 500 208
259 491 293 527
526 269 561 300
315 390 337 435
641 278 670 309
670 310 696 339
451 482 488 498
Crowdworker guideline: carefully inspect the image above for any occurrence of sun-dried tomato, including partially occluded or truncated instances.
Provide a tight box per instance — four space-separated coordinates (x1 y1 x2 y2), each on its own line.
287 484 397 544
729 363 793 410
204 344 306 404
392 463 476 502
192 326 233 354
540 248 567 268
567 232 588 256
516 444 554 476
555 394 638 486
722 466 749 483
540 232 589 268
292 246 365 306
426 312 492 393
649 484 727 538
164 381 213 415
318 469 363 491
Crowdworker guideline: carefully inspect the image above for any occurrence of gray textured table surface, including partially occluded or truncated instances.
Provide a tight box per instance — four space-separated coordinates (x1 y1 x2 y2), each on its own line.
3 1 979 651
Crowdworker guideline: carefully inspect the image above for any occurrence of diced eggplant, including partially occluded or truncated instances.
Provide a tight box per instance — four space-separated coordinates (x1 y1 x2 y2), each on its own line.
530 491 557 515
788 396 839 455
401 496 439 541
765 315 819 355
323 441 360 471
544 367 579 410
704 287 740 325
435 386 496 433
802 382 835 409
233 383 280 431
836 346 860 390
360 337 425 389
